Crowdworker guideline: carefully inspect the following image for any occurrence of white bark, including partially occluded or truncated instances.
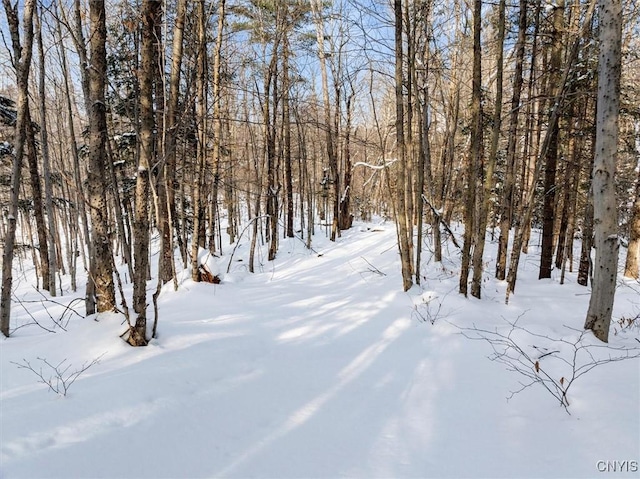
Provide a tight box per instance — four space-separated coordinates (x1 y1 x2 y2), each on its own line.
584 0 622 343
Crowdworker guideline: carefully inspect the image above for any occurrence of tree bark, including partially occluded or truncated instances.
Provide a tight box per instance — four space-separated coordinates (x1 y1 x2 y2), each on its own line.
164 0 187 268
311 0 340 242
394 0 413 292
1 0 36 337
461 0 482 297
539 1 565 280
54 0 92 291
471 0 500 298
130 0 161 346
340 86 355 232
71 0 91 114
209 0 227 253
87 0 115 314
584 0 622 343
191 0 208 280
36 5 58 296
496 0 527 281
266 49 279 261
283 33 294 239
578 149 595 287
25 111 50 292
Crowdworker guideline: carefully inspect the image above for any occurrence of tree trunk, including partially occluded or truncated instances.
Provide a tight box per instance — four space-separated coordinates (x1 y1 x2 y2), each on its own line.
71 0 91 114
584 0 622 343
164 0 187 269
87 0 115 314
436 57 462 263
339 87 355 231
416 75 432 284
105 118 134 280
63 0 98 302
25 111 50 293
210 0 227 252
471 0 500 298
496 0 527 280
539 1 565 280
578 149 595 287
518 1 544 257
555 101 581 274
54 1 92 294
213 0 237 248
1 0 36 337
403 0 415 270
461 0 482 297
36 6 58 296
129 0 160 346
265 42 279 262
191 0 208 281
394 0 413 292
283 34 294 239
311 0 340 242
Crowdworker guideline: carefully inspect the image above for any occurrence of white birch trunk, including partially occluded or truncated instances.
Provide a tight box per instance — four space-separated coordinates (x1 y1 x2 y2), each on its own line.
584 0 622 343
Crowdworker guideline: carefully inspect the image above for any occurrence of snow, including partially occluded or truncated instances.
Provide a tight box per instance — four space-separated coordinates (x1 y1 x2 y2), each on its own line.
0 141 11 156
1 221 639 478
353 158 398 170
545 2 559 13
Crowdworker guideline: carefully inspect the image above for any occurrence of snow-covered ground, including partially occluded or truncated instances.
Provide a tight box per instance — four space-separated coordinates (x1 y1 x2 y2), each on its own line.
1 220 639 478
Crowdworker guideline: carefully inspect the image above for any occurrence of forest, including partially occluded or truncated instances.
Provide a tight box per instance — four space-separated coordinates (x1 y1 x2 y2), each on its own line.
1 0 638 343
0 0 639 335
1 1 640 477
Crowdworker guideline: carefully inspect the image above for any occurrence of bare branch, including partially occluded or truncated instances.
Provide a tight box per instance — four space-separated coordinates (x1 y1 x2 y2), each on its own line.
11 353 105 396
455 316 640 413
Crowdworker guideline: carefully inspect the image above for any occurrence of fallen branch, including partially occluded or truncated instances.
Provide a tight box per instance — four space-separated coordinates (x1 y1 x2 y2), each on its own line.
421 195 460 249
360 256 386 276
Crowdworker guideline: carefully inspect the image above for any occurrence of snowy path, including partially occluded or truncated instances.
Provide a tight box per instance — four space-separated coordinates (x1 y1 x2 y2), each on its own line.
1 224 639 478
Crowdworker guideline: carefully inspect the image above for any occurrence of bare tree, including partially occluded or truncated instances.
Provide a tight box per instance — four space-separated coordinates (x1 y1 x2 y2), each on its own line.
1 0 36 337
584 0 623 343
53 0 93 294
496 0 527 281
212 0 227 246
24 108 50 293
539 1 565 280
86 0 115 314
460 0 483 297
164 0 187 268
129 0 162 346
190 0 208 281
35 4 58 296
311 0 340 242
394 0 413 291
505 0 596 302
471 0 503 298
